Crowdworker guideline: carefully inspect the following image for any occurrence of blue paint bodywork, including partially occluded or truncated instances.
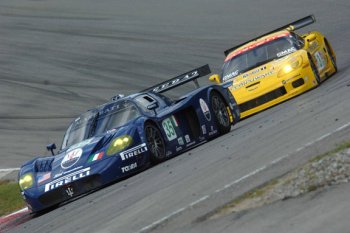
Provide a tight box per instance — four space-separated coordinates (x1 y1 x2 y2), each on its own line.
18 65 240 213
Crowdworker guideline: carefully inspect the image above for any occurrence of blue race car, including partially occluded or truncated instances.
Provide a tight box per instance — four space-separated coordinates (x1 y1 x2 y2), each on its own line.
18 65 240 213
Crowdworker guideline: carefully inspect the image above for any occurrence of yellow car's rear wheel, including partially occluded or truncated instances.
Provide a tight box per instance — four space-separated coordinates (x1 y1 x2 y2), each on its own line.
324 39 337 73
308 54 321 85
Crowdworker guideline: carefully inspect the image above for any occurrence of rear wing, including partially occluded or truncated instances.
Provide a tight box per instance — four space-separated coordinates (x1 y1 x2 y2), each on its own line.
142 64 211 93
224 15 316 56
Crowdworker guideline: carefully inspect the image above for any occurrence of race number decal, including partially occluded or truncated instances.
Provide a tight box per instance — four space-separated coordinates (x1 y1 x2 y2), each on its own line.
162 118 177 141
314 51 326 71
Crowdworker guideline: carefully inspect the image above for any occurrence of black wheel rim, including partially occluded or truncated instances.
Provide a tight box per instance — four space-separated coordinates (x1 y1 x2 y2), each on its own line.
145 125 165 160
212 96 230 127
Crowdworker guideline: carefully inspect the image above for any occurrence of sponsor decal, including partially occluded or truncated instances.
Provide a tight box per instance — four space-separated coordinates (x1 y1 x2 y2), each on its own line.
223 70 239 82
121 162 137 173
162 117 177 141
171 115 179 127
225 32 290 61
186 141 196 147
231 71 273 90
65 186 74 197
209 130 218 136
176 146 183 152
201 125 207 134
199 98 211 121
185 135 191 143
242 68 261 78
177 137 184 145
88 152 104 162
106 128 117 134
120 143 147 161
276 47 297 57
37 172 51 184
61 148 83 169
45 167 90 192
314 51 326 71
152 71 199 93
199 136 206 141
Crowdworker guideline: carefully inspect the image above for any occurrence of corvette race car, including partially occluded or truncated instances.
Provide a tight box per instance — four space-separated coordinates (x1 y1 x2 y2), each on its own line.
209 15 337 118
18 65 240 213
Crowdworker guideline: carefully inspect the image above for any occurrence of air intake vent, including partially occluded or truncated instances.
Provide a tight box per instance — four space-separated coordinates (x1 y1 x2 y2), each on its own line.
239 86 287 112
35 158 54 172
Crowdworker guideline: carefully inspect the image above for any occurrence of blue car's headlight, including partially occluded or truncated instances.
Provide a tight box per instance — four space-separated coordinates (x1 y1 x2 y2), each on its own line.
106 135 133 156
19 173 34 190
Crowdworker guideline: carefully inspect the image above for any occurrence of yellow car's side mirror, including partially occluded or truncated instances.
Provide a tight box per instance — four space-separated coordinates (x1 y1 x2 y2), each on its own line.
209 74 221 84
305 34 316 42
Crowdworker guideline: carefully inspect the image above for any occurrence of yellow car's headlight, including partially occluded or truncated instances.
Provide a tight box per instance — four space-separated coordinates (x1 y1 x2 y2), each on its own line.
106 135 133 156
278 56 303 77
19 173 34 191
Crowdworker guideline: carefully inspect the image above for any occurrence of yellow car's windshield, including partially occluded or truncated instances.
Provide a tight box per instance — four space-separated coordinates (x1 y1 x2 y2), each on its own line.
222 36 299 82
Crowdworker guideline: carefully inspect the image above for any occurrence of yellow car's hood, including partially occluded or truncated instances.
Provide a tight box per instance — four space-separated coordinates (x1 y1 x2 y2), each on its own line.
228 54 298 104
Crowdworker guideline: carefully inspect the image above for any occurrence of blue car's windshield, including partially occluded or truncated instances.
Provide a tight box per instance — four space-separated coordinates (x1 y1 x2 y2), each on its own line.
93 100 141 135
61 110 98 150
61 101 141 150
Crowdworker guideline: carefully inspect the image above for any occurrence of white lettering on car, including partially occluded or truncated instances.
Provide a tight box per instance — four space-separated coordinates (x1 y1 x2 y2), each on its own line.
121 163 137 173
119 143 148 161
231 71 273 90
277 47 297 57
44 167 90 192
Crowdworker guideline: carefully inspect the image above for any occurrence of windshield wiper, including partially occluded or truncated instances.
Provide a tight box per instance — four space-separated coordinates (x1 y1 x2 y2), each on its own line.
88 112 100 138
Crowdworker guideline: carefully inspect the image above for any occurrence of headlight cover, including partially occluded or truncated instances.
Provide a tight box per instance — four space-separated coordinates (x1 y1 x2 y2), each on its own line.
278 56 303 77
19 173 34 191
106 135 133 156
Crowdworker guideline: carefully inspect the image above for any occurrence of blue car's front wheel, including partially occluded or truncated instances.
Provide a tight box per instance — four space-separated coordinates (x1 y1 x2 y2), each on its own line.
145 123 166 163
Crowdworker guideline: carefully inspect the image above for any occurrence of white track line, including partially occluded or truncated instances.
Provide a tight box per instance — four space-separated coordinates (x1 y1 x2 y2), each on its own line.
0 207 29 224
137 121 350 233
0 168 20 172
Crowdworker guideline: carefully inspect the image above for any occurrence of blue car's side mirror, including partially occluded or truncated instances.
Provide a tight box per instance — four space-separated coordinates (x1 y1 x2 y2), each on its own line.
147 102 159 111
147 102 159 115
46 143 57 156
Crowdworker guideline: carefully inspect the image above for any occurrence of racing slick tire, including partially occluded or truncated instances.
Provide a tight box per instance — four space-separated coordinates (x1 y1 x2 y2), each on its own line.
324 39 337 73
145 123 166 164
210 92 231 135
308 54 321 85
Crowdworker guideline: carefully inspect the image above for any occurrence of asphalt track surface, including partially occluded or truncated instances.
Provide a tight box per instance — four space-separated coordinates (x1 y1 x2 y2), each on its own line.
1 0 350 232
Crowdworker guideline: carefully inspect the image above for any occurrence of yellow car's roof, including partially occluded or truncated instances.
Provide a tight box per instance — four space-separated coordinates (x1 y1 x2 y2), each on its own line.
225 30 291 62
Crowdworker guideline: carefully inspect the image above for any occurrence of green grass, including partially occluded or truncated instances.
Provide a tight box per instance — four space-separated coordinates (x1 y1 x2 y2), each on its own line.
0 180 26 216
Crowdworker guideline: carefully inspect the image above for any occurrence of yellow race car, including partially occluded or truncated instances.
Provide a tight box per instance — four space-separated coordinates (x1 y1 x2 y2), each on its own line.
210 15 337 118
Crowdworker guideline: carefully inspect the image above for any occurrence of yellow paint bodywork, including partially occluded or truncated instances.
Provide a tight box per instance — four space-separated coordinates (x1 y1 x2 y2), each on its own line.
218 30 337 118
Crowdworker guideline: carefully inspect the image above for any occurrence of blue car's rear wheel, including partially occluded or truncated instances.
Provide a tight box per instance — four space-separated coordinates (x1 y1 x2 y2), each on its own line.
210 92 231 135
145 123 166 163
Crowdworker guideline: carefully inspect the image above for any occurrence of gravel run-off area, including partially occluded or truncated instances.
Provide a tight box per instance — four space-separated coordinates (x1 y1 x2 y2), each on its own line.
207 144 350 220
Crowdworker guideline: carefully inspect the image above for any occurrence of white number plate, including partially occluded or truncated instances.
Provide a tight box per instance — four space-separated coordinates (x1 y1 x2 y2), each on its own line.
162 118 177 141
